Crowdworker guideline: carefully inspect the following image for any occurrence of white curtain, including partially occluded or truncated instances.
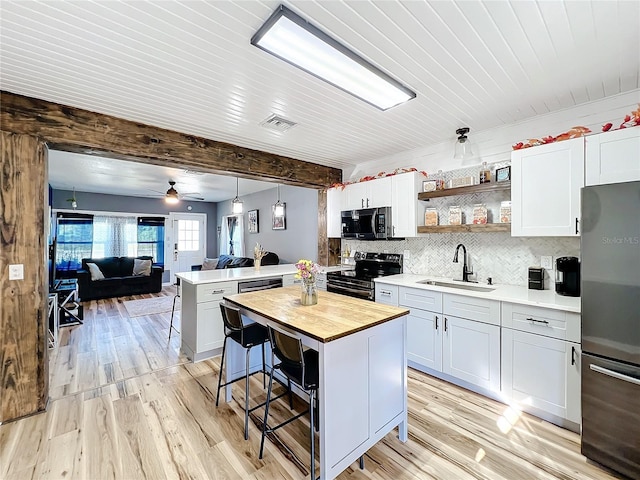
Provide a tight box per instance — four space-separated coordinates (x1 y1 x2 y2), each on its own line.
92 215 137 258
219 214 245 257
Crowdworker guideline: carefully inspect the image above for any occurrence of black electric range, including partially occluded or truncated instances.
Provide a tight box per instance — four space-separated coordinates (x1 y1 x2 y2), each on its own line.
326 252 403 301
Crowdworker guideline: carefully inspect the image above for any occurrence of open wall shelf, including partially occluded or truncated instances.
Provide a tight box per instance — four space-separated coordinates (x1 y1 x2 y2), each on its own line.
418 181 511 200
417 223 511 234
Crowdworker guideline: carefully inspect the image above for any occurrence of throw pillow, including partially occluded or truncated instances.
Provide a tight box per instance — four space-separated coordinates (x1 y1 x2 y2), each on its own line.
86 262 105 281
202 258 218 270
133 258 152 276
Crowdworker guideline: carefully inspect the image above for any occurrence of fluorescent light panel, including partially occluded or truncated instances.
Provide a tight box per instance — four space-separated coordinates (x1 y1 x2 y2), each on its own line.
251 5 416 111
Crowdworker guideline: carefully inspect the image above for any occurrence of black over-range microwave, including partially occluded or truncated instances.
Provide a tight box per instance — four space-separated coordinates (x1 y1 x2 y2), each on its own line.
341 207 392 240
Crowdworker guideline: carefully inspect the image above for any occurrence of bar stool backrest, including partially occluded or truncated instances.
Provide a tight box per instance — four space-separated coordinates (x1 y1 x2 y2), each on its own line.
269 327 307 387
220 303 243 333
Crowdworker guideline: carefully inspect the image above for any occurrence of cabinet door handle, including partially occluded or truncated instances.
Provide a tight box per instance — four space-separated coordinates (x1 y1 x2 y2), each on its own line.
444 317 448 332
210 289 225 294
435 315 438 330
575 218 579 235
527 317 549 325
380 290 391 296
361 198 365 208
571 346 576 365
366 198 370 208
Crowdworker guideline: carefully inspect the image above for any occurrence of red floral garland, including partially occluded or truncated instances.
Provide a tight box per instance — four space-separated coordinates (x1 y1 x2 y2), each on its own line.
329 167 428 190
512 103 640 150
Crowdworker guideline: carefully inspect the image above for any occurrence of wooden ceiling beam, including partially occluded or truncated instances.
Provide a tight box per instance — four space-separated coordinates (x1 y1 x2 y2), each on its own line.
0 91 342 188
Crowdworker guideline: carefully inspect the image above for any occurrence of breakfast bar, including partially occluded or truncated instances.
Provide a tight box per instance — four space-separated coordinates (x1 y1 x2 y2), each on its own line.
223 286 410 480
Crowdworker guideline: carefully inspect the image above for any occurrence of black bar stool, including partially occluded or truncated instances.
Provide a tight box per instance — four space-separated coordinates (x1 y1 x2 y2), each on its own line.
259 326 366 478
215 303 271 440
168 279 180 341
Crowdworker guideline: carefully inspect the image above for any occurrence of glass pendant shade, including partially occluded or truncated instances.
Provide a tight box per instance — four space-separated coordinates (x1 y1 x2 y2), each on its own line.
232 178 243 214
274 184 285 216
453 127 475 160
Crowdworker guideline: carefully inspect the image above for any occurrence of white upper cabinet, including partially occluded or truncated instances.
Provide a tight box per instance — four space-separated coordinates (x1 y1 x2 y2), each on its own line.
344 176 392 210
511 137 584 236
326 187 344 238
391 172 421 238
585 127 640 186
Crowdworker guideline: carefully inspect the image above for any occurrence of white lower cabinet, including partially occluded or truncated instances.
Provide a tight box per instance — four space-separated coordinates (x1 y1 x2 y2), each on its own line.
407 307 441 371
501 302 581 425
399 287 501 393
443 315 500 392
502 329 581 424
181 280 238 362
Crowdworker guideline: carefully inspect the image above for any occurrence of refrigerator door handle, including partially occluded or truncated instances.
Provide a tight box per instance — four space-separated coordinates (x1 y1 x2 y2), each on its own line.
590 364 640 386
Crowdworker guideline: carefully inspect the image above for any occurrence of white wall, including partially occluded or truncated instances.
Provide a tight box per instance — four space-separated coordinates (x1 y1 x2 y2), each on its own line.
217 185 319 264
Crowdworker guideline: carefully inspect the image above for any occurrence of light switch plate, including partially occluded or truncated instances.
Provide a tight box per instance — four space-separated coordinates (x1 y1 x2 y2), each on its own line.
541 256 553 269
403 249 411 260
9 264 24 280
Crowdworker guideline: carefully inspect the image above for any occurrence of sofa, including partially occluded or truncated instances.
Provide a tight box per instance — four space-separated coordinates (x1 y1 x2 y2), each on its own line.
77 256 163 301
192 252 279 271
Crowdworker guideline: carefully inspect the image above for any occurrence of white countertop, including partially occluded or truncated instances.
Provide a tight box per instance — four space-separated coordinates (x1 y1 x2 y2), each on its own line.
176 264 350 285
375 274 581 313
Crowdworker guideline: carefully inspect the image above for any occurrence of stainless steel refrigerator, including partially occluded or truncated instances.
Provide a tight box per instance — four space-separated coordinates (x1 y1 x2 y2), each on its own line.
581 180 640 479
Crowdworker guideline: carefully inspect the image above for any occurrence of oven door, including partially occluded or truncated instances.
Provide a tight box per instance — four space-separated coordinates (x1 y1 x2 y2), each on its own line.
327 281 373 301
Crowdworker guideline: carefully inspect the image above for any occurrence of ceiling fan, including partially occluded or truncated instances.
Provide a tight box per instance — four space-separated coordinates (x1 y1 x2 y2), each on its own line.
150 181 204 203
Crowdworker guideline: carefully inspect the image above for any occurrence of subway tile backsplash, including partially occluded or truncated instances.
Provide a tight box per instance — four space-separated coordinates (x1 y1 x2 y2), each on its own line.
343 234 580 289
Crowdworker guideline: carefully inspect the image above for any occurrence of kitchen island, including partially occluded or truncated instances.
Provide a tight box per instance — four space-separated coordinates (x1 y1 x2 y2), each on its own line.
224 286 409 480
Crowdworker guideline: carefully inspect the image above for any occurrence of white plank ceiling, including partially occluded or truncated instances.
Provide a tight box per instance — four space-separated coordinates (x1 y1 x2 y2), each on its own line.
1 0 639 200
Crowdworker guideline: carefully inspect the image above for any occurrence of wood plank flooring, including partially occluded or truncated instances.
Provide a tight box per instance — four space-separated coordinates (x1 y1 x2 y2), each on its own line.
48 286 188 399
0 288 626 479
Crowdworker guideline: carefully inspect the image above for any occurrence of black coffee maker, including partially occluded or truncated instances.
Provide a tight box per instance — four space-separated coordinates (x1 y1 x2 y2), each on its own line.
555 256 580 296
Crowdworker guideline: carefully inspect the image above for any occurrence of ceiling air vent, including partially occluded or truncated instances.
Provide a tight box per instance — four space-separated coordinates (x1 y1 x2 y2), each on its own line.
260 114 297 132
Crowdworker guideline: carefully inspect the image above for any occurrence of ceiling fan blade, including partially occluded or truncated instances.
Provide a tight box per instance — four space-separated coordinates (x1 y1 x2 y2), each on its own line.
182 194 205 201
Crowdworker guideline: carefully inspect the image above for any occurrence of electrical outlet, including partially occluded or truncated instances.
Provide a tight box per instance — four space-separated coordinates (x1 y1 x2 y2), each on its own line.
541 256 553 269
9 264 24 280
403 249 411 260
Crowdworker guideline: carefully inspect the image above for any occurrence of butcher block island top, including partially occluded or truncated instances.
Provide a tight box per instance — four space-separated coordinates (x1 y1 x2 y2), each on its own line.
224 285 409 343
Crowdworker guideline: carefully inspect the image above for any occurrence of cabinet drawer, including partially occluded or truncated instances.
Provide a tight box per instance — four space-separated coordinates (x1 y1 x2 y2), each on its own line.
443 294 500 326
502 303 580 342
375 284 398 306
399 287 442 312
196 281 237 303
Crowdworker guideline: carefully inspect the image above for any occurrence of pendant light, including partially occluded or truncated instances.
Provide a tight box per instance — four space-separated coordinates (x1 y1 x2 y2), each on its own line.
67 187 78 209
453 127 475 161
274 184 285 216
232 177 243 214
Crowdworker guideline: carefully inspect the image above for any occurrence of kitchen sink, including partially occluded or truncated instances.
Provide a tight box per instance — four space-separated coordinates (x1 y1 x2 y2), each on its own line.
417 279 496 292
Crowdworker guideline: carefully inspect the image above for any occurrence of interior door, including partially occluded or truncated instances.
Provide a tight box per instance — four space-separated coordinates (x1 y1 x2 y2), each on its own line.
169 212 206 283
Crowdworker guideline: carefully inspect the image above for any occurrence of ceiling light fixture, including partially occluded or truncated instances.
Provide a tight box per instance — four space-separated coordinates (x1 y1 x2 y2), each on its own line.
274 184 285 216
251 5 416 111
68 187 78 209
453 127 475 161
165 181 180 204
232 177 243 214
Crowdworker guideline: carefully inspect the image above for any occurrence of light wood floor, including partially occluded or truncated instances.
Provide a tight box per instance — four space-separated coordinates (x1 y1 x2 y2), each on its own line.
1 289 625 479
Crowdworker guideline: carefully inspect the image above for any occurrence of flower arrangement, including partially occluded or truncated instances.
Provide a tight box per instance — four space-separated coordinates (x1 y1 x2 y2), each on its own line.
254 242 267 262
295 259 320 284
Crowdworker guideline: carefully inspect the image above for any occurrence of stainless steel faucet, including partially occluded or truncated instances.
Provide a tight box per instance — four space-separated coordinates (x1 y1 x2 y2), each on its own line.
453 243 473 282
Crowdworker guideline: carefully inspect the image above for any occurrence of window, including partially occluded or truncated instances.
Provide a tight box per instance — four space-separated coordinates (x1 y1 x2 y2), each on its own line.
137 217 165 266
55 213 93 275
177 219 200 251
92 216 137 258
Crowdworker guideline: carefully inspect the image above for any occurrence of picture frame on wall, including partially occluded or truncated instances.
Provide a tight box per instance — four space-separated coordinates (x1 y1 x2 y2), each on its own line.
496 165 511 182
248 209 259 233
272 203 286 230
